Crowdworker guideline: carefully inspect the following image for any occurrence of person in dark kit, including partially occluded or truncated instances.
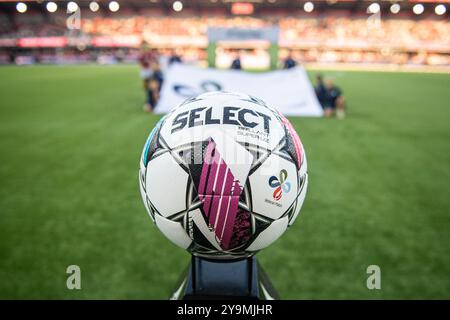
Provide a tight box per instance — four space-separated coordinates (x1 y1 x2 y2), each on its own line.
143 61 164 112
168 49 182 65
325 78 346 119
144 76 161 113
314 75 346 119
315 74 329 108
283 51 297 69
230 51 242 70
150 60 164 88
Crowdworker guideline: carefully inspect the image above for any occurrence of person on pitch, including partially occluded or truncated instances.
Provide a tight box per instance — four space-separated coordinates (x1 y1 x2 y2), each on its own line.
230 51 242 70
325 78 346 119
283 50 297 69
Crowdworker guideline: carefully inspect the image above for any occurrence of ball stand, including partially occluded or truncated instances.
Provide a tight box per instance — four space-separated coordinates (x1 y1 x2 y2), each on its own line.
170 255 279 300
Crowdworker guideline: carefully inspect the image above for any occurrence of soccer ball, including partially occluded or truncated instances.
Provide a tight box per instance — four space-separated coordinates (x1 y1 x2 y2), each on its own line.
139 91 308 259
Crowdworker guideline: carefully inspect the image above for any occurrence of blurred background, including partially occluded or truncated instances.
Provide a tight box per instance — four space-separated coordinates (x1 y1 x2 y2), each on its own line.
0 0 448 70
0 0 449 299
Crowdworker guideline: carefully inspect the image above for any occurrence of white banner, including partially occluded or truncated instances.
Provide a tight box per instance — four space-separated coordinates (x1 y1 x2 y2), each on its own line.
154 64 323 117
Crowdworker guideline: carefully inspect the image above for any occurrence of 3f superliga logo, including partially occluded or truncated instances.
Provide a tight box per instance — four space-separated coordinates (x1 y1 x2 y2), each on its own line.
269 169 291 201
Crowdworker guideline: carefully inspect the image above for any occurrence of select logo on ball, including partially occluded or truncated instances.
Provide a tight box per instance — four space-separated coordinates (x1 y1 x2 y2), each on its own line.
268 169 291 201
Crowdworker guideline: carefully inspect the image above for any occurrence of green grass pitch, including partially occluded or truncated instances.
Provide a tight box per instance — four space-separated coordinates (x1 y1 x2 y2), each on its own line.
0 65 449 299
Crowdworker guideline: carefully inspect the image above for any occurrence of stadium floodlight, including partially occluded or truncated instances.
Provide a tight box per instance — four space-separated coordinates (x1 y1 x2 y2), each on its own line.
109 1 120 12
304 2 314 13
435 4 446 15
67 1 79 13
368 3 381 14
89 1 99 12
413 4 424 15
390 3 400 14
173 1 183 12
46 2 58 13
16 2 27 13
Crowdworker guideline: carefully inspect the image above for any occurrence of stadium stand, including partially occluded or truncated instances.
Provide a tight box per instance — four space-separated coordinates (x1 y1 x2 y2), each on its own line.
0 1 448 67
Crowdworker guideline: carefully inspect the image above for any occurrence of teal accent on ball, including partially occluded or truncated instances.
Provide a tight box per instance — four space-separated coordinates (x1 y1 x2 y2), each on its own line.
143 116 166 165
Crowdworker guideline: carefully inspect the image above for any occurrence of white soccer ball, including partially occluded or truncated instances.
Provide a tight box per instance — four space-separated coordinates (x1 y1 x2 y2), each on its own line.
139 91 308 259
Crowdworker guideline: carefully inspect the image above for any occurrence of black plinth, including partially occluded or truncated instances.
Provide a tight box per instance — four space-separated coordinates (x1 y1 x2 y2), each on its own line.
170 255 279 300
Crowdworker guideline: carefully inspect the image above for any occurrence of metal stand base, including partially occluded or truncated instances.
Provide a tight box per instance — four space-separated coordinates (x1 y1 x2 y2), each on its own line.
170 255 279 300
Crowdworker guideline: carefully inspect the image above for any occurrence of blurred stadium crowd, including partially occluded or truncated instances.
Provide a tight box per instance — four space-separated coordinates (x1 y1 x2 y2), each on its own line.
0 1 448 67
